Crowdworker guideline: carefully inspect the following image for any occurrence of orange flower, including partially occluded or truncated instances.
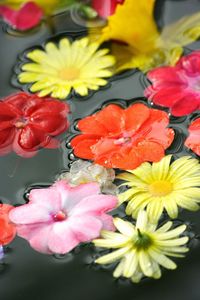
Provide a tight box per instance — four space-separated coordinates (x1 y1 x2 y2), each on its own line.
0 204 16 246
71 103 174 170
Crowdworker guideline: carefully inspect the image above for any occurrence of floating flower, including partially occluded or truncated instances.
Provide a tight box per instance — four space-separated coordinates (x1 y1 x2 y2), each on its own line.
0 2 43 31
90 0 200 72
145 51 200 116
91 0 124 18
58 160 117 195
9 181 117 254
94 210 189 283
117 156 200 223
0 92 69 157
0 204 16 246
185 118 200 155
70 103 174 170
18 37 115 99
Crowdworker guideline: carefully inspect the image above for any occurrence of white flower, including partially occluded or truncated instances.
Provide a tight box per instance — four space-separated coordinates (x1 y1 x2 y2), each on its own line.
93 210 189 283
58 160 117 195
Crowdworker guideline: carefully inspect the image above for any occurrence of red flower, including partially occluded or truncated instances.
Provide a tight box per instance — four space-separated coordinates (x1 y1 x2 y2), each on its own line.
185 118 200 155
91 0 124 18
71 103 174 170
0 204 16 246
145 51 200 116
0 2 43 31
0 92 69 157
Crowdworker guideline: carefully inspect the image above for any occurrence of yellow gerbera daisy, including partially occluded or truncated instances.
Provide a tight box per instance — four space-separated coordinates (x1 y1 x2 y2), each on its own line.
117 155 200 223
94 210 189 283
18 37 115 99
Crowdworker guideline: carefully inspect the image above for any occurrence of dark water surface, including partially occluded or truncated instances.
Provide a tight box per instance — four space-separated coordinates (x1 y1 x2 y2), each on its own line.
0 1 200 299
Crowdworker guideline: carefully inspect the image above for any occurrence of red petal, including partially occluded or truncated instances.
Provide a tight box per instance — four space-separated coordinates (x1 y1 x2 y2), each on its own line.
92 0 124 17
73 138 99 160
125 103 150 132
28 99 69 117
0 2 43 31
30 113 68 135
17 125 50 150
5 92 40 114
78 115 108 136
70 134 100 148
142 109 174 149
146 66 184 87
0 128 15 154
177 51 200 75
146 86 187 108
96 104 125 135
0 204 16 245
171 96 200 117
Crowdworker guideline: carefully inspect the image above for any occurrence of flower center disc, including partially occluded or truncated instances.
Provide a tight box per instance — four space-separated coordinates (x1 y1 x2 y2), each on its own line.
59 67 80 81
53 211 67 222
149 180 172 197
15 121 26 128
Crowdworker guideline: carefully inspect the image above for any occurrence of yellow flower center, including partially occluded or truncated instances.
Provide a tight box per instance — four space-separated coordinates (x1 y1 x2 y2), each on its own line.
149 180 172 197
58 67 80 81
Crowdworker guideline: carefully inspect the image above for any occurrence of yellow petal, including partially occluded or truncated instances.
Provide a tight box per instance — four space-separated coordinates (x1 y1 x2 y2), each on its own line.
95 246 130 264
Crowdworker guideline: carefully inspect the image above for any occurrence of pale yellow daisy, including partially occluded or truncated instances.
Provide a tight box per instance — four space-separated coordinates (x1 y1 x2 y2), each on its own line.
117 155 200 223
18 37 115 99
94 210 189 283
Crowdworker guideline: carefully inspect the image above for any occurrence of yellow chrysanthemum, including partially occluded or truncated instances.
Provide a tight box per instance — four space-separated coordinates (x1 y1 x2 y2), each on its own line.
94 210 189 283
90 0 200 72
18 37 115 99
117 155 200 223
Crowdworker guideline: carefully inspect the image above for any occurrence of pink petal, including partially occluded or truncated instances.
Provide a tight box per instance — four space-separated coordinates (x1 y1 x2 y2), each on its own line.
71 194 117 216
98 213 115 231
69 215 103 242
9 203 52 225
53 181 101 211
17 223 53 254
47 221 79 254
29 186 62 210
0 2 43 31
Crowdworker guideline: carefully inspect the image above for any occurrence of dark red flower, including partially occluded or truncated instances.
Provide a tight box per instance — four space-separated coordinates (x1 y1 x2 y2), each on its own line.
70 103 174 170
91 0 124 18
0 204 16 246
0 92 69 157
185 118 200 155
0 2 43 31
145 51 200 117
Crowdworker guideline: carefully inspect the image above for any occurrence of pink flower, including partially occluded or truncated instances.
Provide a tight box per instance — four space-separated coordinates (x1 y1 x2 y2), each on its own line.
92 0 124 18
9 181 117 254
0 2 43 31
145 51 200 116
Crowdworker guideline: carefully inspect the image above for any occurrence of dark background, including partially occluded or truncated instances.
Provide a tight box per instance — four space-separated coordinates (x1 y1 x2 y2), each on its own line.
0 1 200 299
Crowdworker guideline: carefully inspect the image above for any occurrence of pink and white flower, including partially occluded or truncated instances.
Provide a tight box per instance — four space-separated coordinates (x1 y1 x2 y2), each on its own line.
9 181 117 254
